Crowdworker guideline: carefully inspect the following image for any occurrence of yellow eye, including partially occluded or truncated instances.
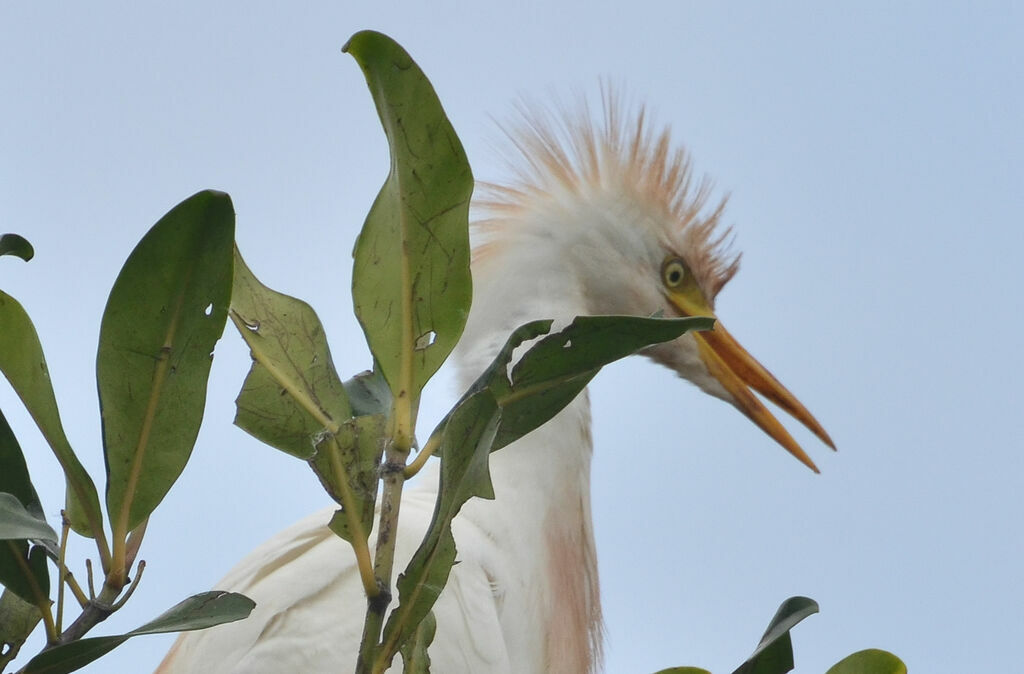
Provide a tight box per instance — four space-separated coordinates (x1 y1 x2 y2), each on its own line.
661 258 687 289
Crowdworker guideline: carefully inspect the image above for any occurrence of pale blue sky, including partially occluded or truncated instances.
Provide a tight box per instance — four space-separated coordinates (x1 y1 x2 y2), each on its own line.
1 2 1021 672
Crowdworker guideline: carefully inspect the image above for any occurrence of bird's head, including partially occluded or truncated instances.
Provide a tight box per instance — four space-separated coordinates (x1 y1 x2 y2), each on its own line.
470 96 834 471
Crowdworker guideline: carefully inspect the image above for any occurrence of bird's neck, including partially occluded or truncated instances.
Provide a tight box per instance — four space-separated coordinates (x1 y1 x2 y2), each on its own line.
452 245 603 672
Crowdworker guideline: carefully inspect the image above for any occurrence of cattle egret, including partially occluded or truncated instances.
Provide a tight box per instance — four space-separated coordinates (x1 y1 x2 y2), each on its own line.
157 98 833 674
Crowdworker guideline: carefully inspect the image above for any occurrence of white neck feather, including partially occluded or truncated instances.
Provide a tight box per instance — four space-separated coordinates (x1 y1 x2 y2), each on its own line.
452 240 603 673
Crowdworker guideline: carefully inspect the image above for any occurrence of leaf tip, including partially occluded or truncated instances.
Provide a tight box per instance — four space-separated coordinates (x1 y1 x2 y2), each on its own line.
0 233 35 262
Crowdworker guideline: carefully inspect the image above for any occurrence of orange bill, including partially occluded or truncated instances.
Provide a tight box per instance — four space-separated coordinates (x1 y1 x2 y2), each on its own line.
693 320 835 473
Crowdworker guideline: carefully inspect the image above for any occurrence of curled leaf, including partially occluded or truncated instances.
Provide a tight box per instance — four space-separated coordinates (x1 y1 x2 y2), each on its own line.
0 234 33 262
731 596 819 674
231 248 351 459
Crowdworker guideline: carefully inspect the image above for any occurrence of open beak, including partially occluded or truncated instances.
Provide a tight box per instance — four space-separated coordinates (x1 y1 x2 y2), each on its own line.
671 295 835 472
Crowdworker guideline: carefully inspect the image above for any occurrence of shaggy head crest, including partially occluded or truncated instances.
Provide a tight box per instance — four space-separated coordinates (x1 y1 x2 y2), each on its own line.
475 92 741 300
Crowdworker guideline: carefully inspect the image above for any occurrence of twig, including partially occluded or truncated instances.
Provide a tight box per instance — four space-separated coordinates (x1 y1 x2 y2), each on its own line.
403 430 441 479
85 559 96 600
61 571 89 608
110 561 145 611
55 513 71 633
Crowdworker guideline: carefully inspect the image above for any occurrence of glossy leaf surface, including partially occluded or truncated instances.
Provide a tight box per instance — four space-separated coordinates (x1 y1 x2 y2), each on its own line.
100 190 234 536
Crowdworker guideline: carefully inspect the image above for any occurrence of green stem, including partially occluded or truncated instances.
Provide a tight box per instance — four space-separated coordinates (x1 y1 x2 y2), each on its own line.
403 430 441 479
62 570 88 609
325 435 378 598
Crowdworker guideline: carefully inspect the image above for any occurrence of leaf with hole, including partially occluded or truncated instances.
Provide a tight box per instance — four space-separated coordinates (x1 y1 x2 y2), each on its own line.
100 190 234 538
345 29 473 424
231 248 352 459
456 315 713 450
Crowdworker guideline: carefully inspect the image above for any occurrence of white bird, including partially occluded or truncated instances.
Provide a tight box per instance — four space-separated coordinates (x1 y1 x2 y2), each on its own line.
156 98 833 674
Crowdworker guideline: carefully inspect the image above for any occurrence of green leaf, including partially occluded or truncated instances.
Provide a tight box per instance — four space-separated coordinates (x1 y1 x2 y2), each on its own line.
0 589 41 670
462 315 714 450
732 596 819 674
0 234 34 262
0 539 49 606
343 368 393 417
0 291 101 537
127 590 256 635
0 413 58 602
654 668 713 674
344 29 473 423
0 493 56 542
825 649 907 674
100 190 235 537
22 590 255 674
0 408 44 522
230 248 352 459
312 414 386 543
380 391 500 664
399 610 436 674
